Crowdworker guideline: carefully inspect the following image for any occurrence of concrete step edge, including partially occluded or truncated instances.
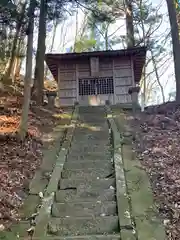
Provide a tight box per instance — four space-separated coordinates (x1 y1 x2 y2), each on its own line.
26 234 120 239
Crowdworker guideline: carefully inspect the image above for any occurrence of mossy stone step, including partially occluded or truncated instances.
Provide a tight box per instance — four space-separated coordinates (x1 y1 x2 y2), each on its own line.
68 149 110 156
67 152 111 161
63 160 113 170
8 221 30 238
61 168 114 179
28 235 120 240
70 144 109 153
51 201 117 217
71 140 109 146
55 188 116 203
59 178 115 190
72 136 109 142
29 170 49 194
48 216 119 236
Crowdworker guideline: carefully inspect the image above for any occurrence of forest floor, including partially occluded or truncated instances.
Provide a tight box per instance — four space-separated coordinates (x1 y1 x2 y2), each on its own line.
0 87 63 231
131 102 180 239
1 86 180 240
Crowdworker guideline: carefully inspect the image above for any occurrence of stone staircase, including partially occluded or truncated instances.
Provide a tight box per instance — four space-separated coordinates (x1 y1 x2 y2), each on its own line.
47 106 120 239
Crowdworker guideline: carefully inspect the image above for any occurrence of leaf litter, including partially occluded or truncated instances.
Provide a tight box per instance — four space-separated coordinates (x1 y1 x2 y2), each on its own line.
131 101 180 239
0 91 63 230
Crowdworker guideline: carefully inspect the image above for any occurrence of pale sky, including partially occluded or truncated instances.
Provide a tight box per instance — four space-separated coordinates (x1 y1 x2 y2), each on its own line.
22 0 175 105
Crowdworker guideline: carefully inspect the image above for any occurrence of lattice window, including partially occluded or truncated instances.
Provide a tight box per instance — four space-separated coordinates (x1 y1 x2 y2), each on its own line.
79 77 114 96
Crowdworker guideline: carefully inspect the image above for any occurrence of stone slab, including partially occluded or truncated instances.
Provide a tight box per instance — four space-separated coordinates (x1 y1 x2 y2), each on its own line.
122 144 166 239
59 178 115 190
29 170 49 195
48 216 119 236
19 194 40 219
24 235 120 240
67 152 111 161
111 107 165 239
61 167 114 179
51 201 117 217
106 106 132 228
33 107 78 237
55 188 116 203
69 146 109 154
120 229 136 240
70 143 110 150
9 221 30 238
63 160 113 170
40 148 59 172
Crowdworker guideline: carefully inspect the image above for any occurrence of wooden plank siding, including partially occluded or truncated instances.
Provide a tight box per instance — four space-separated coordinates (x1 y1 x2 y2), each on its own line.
99 58 113 77
113 57 133 104
57 56 134 106
58 61 77 106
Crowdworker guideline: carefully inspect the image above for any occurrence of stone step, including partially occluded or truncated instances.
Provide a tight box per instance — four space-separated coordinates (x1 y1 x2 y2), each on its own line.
61 168 114 179
71 139 109 144
72 134 109 139
69 145 110 155
59 178 115 190
67 152 111 161
72 132 109 138
73 130 109 135
48 216 119 236
79 109 106 112
51 201 117 217
66 157 111 163
71 141 110 147
63 160 113 170
70 144 109 153
33 235 120 239
55 188 116 203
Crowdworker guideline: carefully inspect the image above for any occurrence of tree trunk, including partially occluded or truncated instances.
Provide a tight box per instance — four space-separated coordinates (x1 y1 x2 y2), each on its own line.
33 0 47 105
13 37 24 82
139 0 146 111
166 0 180 103
44 19 58 78
105 24 109 50
3 1 26 83
125 0 135 48
150 50 165 103
14 57 21 80
73 5 79 52
3 24 21 83
18 0 36 140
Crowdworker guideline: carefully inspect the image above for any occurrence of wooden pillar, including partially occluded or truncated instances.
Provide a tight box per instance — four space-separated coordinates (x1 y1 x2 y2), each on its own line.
130 56 135 87
112 59 116 104
57 65 61 107
75 63 79 103
128 86 140 116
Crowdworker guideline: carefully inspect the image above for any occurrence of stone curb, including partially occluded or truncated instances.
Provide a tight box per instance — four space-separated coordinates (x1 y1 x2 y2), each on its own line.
109 106 166 240
29 113 72 195
33 106 79 237
105 105 134 240
2 109 77 240
18 234 121 240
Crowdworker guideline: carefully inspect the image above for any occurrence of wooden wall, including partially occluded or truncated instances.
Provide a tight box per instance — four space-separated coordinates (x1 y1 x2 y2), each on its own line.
58 61 77 106
58 56 134 106
113 56 133 104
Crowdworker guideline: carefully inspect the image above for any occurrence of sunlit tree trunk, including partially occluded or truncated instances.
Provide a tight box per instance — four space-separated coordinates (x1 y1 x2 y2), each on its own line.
150 50 165 103
44 19 58 78
18 0 36 140
73 4 79 52
125 0 135 48
3 1 26 83
33 0 47 105
166 0 180 103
